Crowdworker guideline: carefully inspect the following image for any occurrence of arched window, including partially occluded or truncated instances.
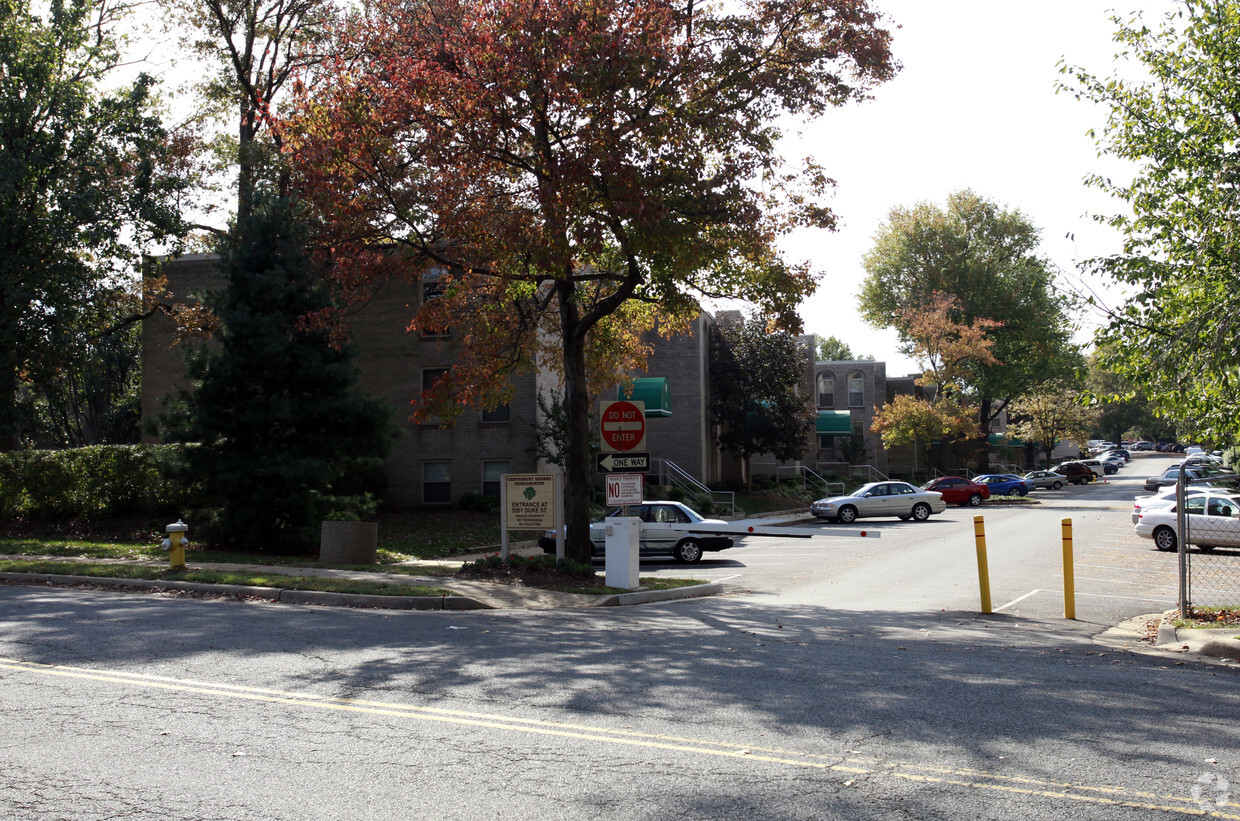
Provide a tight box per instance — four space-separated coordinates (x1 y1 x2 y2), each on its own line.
848 371 864 407
816 372 834 408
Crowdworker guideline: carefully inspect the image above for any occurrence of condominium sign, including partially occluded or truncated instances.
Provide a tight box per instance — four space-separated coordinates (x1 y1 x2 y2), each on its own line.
504 473 556 529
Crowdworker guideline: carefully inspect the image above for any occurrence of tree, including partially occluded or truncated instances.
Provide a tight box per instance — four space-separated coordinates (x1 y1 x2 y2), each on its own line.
1087 356 1167 446
164 0 330 223
284 0 897 562
814 335 872 362
1060 2 1240 444
1008 385 1100 468
870 393 977 454
165 196 394 553
0 0 187 450
18 285 143 447
859 190 1083 433
869 293 995 467
710 315 816 489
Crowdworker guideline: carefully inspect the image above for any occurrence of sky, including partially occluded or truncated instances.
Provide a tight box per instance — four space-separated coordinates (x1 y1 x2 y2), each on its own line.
774 0 1175 374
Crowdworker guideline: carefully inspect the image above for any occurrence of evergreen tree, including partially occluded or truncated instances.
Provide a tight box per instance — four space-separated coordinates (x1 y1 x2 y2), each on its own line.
169 196 394 553
710 315 815 490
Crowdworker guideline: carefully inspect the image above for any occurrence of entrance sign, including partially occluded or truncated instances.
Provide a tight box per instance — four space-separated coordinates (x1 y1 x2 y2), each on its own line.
599 400 646 452
606 473 644 506
503 474 556 529
500 472 563 560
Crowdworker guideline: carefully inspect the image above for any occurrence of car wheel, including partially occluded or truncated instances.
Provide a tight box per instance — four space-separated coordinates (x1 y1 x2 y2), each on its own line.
837 505 858 524
967 493 983 507
673 539 704 563
1153 526 1178 552
911 503 932 522
1052 481 1063 490
1017 487 1028 496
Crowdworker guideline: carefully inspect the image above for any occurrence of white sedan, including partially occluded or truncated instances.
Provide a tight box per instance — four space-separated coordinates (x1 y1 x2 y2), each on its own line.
1130 487 1240 524
539 500 731 563
1134 491 1240 552
811 481 946 524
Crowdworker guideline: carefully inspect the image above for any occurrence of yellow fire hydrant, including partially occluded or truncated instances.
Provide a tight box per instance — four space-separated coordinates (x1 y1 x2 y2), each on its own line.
162 520 189 569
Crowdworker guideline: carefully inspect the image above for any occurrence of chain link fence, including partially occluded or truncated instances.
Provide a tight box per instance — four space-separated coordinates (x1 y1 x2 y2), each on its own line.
1179 475 1240 614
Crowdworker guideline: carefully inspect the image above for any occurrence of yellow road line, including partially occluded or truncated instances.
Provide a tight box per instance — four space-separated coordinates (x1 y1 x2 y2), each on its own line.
1 656 1234 818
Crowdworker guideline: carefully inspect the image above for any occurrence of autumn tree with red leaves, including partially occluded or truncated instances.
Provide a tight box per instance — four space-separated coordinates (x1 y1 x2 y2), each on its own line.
283 0 897 562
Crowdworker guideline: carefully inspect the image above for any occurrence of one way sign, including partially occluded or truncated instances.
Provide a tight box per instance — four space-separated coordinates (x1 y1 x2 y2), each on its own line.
595 452 651 473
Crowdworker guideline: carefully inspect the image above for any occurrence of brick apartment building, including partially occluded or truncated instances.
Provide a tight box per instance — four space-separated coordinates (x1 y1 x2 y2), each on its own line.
142 256 895 508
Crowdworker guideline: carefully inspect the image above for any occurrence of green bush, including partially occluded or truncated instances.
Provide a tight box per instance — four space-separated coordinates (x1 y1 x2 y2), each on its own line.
0 444 195 519
458 492 500 514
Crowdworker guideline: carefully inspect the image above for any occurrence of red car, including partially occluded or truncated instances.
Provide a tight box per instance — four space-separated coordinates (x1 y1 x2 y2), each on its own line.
921 476 990 506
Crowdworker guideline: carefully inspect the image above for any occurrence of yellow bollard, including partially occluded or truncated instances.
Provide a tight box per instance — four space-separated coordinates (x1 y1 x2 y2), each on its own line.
1061 518 1076 620
974 515 992 614
164 520 189 570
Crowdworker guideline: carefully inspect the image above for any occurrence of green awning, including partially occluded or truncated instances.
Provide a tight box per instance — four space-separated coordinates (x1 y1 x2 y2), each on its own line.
988 433 1025 446
619 377 671 417
816 410 852 435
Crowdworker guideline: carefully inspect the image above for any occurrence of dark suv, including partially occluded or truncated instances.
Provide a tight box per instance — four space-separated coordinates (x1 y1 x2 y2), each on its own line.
1053 462 1095 485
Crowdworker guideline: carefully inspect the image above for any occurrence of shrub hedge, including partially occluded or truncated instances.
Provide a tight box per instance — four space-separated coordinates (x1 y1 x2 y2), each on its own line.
0 445 195 519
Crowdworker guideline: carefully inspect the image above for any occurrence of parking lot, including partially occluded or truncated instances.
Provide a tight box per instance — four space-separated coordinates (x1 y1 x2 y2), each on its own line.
634 453 1207 626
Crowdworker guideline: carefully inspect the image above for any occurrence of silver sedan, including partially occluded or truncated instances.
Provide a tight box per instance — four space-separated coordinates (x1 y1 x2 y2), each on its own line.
811 481 946 524
1023 470 1066 490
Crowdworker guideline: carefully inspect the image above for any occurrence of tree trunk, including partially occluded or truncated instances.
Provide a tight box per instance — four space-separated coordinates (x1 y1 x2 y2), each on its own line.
976 398 992 471
559 282 594 565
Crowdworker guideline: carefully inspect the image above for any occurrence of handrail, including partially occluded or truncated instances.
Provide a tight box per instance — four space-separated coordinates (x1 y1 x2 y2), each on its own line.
849 464 889 483
656 459 736 516
776 465 845 497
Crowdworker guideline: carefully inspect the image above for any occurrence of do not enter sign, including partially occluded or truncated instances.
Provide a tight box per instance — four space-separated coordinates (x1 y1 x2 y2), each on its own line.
600 400 646 452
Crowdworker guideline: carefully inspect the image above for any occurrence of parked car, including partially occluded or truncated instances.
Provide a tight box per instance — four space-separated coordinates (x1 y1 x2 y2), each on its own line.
974 473 1033 496
538 500 731 563
1134 491 1240 552
1130 440 1155 451
921 476 990 506
1100 457 1123 474
1142 464 1235 493
1023 469 1066 490
1052 462 1095 485
811 481 946 523
1130 487 1240 524
1077 458 1108 479
1099 449 1131 462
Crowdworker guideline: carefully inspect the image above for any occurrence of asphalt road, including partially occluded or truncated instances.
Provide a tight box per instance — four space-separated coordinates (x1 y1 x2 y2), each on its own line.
2 452 1238 820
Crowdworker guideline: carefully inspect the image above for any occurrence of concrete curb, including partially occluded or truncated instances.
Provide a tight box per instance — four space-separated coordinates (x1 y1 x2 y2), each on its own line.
0 570 727 610
0 572 490 611
1154 613 1240 661
594 581 724 607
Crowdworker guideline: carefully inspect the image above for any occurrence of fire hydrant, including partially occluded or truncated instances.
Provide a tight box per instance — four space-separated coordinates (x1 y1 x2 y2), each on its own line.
162 520 189 569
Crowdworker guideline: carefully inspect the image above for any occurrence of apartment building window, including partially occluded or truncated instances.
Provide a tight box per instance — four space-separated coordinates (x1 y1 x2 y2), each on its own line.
421 268 449 337
423 462 451 504
816 372 834 408
419 368 449 425
481 403 511 423
848 371 864 407
482 461 509 497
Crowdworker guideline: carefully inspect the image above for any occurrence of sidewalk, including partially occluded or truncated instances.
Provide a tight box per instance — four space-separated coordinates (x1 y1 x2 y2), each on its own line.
0 548 723 611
